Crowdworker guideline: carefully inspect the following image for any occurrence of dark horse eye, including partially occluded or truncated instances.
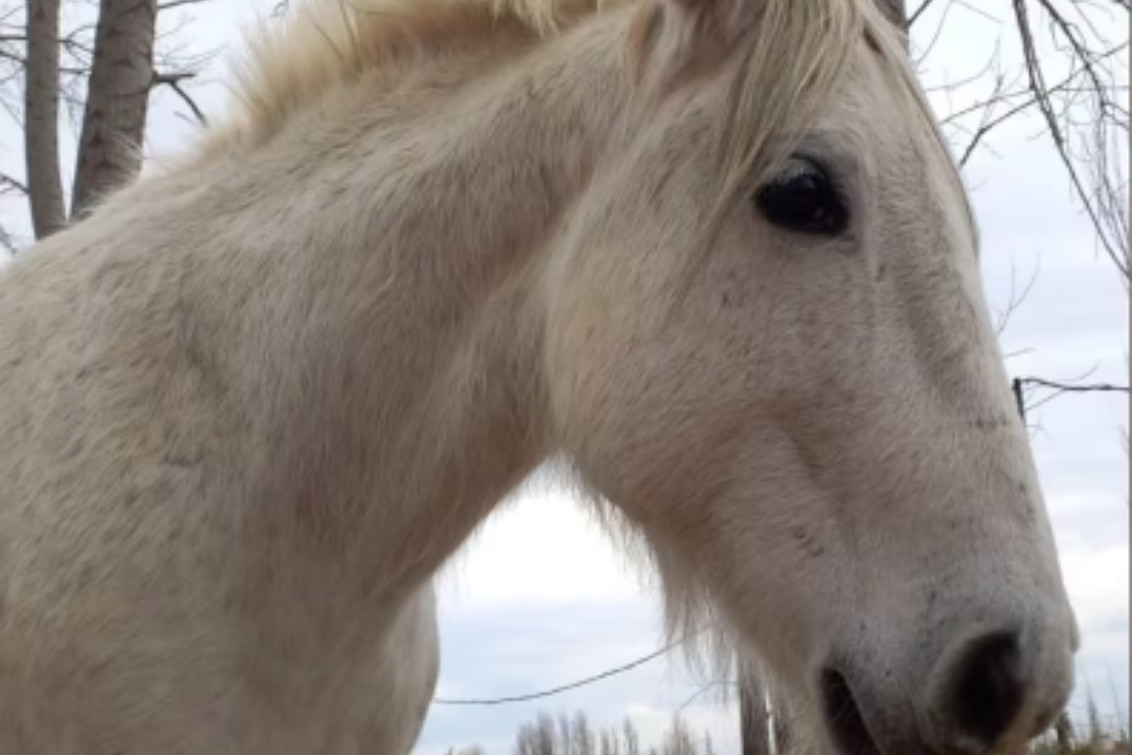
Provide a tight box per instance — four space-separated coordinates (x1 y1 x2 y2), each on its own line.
755 157 849 236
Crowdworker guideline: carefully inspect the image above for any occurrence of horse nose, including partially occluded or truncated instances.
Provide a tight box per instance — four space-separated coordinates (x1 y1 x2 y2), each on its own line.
930 630 1027 752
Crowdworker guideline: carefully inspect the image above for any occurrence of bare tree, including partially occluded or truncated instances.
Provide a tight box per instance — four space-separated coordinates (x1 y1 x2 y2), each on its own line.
623 718 641 755
1008 0 1129 284
70 0 158 219
24 0 64 237
558 712 575 755
599 730 620 755
511 711 715 755
1054 711 1076 754
571 712 595 755
916 0 1129 285
515 713 557 755
535 714 558 755
0 0 212 245
660 715 698 755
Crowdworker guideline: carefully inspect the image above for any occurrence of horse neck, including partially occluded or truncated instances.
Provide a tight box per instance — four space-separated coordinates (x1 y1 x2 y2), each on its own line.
129 11 637 603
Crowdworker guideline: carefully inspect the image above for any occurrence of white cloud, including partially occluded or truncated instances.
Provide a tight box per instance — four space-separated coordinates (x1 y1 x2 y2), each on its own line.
437 487 646 610
1062 545 1130 653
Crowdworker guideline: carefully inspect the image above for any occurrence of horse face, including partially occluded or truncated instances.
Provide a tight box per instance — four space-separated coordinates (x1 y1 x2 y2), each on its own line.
542 3 1077 752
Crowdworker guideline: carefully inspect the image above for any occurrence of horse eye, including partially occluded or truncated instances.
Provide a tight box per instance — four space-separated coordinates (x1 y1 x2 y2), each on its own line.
754 157 849 236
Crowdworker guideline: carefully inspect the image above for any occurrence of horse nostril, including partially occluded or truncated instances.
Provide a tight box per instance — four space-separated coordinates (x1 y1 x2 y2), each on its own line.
941 631 1026 750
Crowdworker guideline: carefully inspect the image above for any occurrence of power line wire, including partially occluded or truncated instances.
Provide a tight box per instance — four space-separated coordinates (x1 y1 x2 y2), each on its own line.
431 642 681 706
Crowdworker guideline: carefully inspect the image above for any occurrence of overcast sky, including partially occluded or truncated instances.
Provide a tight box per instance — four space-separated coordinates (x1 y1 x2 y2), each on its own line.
0 1 1126 753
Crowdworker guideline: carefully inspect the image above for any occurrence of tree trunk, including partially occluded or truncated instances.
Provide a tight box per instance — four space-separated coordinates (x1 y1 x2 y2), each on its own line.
876 0 907 30
740 660 795 755
71 0 158 219
25 0 66 239
739 662 772 755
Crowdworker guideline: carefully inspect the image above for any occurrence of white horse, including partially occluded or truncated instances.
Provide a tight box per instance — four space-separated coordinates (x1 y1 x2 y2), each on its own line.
0 0 1078 752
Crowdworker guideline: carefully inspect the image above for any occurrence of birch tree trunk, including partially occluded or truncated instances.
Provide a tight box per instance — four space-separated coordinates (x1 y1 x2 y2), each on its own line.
24 0 66 238
71 0 158 219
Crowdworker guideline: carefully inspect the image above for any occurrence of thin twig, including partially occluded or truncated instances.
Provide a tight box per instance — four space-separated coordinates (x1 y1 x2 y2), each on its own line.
153 71 207 125
1011 0 1129 283
157 0 215 11
1016 376 1130 394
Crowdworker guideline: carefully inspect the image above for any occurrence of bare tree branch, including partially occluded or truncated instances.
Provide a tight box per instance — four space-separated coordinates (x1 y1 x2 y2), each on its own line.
1013 374 1130 419
0 223 17 255
1011 0 1129 284
0 171 28 195
1016 376 1130 395
153 69 205 125
995 258 1043 334
908 0 943 27
157 0 214 10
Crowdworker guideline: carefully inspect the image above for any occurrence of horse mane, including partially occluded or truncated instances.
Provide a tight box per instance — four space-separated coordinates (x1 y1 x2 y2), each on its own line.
208 0 610 150
207 0 893 170
212 0 963 227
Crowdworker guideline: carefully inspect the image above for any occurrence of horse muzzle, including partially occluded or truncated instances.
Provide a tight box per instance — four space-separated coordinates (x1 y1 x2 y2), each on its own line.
819 614 1077 755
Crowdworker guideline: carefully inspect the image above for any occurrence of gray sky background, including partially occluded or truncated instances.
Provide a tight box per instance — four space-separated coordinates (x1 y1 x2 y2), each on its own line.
0 1 1126 753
